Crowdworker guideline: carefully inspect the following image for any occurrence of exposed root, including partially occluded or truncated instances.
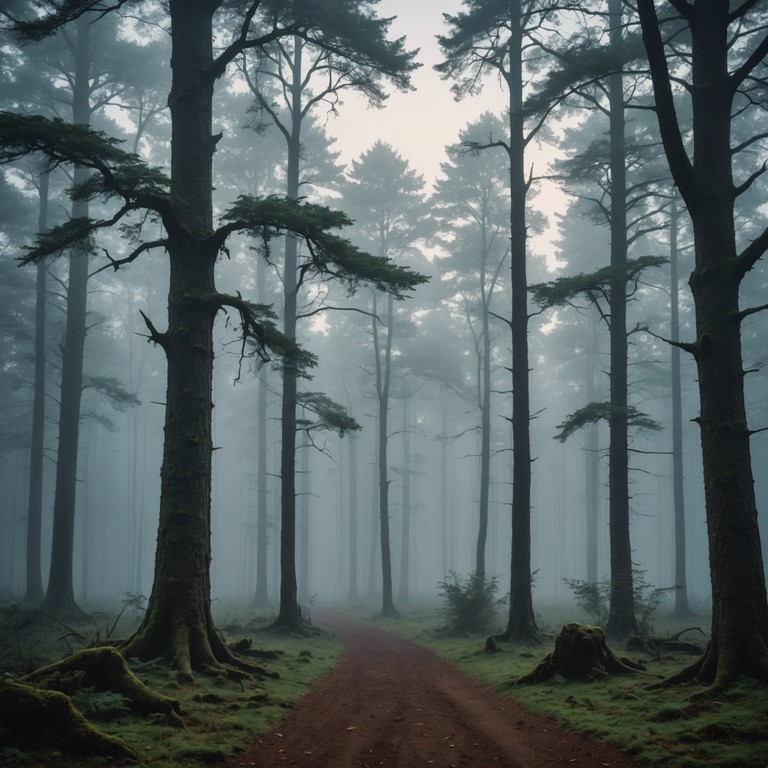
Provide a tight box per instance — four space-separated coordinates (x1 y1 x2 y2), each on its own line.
22 646 182 725
0 680 135 761
518 622 644 684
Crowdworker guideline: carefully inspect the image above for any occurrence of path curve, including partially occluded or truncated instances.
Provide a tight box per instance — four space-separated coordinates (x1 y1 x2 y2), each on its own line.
225 613 640 768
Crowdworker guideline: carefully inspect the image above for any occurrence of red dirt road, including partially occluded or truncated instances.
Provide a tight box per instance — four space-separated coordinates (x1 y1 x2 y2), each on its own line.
225 614 640 768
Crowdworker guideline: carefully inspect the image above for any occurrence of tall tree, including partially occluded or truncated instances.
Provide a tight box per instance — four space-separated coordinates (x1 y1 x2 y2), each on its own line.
2 0 424 676
237 3 418 633
433 112 509 581
437 0 568 643
637 0 768 691
343 141 430 618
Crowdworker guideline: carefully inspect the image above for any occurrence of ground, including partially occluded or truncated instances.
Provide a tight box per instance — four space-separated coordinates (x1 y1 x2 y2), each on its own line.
223 613 639 767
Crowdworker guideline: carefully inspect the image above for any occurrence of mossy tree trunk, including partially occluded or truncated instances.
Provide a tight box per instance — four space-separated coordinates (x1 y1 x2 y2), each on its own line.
121 1 254 676
638 0 768 692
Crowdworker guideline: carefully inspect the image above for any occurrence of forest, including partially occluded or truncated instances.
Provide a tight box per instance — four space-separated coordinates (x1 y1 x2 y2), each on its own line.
0 1 767 766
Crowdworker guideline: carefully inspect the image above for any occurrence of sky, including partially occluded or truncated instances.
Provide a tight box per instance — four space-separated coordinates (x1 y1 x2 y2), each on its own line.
324 0 567 262
326 0 507 188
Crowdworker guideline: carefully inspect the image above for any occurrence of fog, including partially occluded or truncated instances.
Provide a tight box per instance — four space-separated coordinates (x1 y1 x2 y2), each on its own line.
1 0 767 628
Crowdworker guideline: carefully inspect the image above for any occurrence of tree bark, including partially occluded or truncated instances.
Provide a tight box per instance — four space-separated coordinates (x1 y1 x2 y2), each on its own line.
121 1 256 676
638 0 768 691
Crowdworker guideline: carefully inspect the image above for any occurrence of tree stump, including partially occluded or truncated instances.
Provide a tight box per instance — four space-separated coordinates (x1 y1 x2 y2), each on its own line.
518 622 645 684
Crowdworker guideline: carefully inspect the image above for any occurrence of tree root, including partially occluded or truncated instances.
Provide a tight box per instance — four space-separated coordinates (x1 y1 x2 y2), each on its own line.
626 627 706 658
22 646 182 724
518 622 645 684
0 680 135 761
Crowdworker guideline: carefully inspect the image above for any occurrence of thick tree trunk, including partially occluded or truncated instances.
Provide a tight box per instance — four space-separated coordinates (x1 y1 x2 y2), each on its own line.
43 15 91 619
638 0 768 691
605 0 637 638
121 2 255 676
24 171 49 605
501 2 539 643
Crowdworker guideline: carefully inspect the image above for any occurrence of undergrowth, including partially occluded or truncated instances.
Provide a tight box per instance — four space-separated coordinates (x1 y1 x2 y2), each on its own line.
0 602 341 767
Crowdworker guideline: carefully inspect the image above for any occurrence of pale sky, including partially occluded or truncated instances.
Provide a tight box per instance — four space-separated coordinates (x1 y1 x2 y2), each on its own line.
325 0 567 262
326 0 506 187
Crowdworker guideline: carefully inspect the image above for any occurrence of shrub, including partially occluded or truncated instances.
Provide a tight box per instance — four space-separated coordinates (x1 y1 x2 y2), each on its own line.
437 571 503 635
563 570 678 635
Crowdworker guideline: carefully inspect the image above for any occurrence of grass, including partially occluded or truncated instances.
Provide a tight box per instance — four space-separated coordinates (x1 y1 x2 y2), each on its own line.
381 603 768 768
0 602 341 767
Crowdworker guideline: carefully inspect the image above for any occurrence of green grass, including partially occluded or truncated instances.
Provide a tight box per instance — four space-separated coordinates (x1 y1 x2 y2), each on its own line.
0 604 341 767
382 605 768 768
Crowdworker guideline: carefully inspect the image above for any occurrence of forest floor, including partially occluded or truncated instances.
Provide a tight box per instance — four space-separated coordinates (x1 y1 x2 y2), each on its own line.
222 612 640 768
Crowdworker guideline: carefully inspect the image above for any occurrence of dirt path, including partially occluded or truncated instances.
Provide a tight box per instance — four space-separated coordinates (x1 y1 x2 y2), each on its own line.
225 614 639 768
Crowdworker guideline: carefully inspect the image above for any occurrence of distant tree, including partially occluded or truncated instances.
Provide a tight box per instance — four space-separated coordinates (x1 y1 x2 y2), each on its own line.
1 1 424 677
433 112 509 581
343 141 431 618
637 0 768 692
235 7 418 632
529 1 671 636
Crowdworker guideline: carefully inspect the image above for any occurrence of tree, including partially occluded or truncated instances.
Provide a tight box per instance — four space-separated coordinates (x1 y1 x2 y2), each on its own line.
433 112 509 582
343 141 430 618
437 0 570 643
237 8 418 632
1 0 424 677
636 0 768 691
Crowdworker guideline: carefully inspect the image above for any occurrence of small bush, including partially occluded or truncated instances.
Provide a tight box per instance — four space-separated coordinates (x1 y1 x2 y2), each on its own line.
437 571 503 635
563 570 677 634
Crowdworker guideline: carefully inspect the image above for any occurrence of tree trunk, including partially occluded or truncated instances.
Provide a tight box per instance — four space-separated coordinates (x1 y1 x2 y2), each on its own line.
252 252 270 607
604 0 637 638
269 37 306 634
374 293 397 617
121 2 254 676
669 197 691 617
501 1 539 643
397 399 411 604
24 170 49 605
346 432 359 602
638 0 768 691
298 436 310 605
585 312 600 585
43 15 91 619
476 235 492 579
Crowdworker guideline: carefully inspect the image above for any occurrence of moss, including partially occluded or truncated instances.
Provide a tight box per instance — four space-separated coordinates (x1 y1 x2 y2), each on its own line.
0 680 135 760
23 646 181 723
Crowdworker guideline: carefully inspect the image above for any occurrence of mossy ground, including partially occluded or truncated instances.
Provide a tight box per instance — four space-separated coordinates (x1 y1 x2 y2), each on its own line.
0 602 341 767
382 603 768 768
